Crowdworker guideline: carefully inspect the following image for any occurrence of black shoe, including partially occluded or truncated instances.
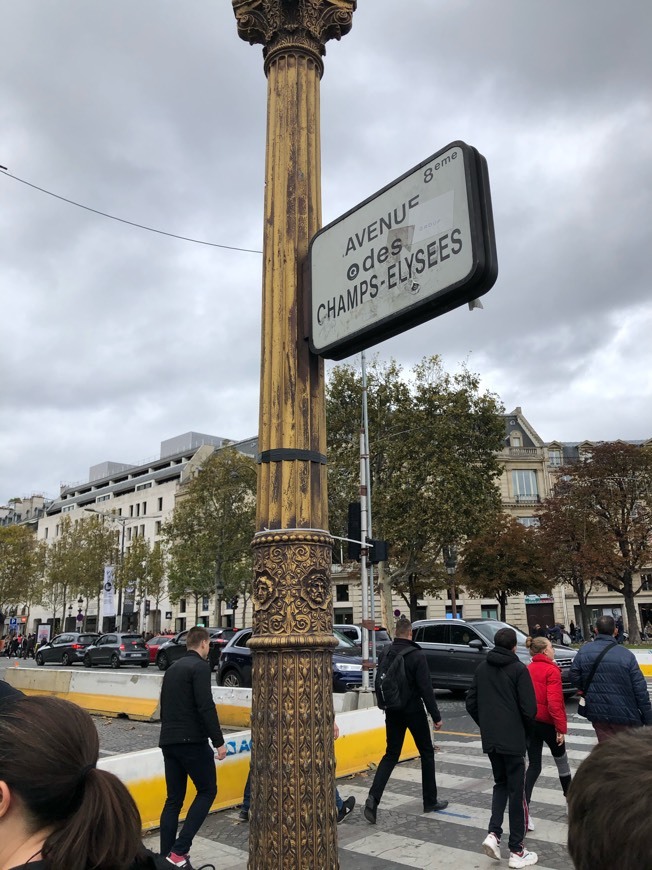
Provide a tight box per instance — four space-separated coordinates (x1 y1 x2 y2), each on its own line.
424 799 449 813
238 808 249 822
364 796 378 824
337 796 356 823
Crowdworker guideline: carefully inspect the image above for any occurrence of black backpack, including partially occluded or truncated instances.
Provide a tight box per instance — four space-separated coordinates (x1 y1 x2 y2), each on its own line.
375 645 416 711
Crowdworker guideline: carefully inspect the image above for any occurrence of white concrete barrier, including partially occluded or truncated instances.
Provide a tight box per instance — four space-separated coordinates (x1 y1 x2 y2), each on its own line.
100 707 418 830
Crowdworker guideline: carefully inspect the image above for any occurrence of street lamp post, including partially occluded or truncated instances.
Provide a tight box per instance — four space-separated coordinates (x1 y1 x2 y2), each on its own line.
444 545 459 620
232 3 357 867
214 577 224 629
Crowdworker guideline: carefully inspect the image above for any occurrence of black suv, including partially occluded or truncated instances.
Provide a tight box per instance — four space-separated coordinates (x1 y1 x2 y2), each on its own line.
217 628 367 692
156 627 237 672
35 632 100 666
411 618 577 696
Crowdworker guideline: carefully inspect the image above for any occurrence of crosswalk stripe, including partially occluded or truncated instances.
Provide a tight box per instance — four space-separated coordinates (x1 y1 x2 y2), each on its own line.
343 831 560 870
388 768 568 809
436 739 589 762
432 751 583 781
418 801 568 845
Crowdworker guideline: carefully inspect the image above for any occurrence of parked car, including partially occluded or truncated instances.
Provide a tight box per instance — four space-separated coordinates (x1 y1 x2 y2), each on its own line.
217 628 367 693
156 627 238 672
411 618 577 696
35 632 100 667
334 623 392 655
145 634 170 664
83 633 149 669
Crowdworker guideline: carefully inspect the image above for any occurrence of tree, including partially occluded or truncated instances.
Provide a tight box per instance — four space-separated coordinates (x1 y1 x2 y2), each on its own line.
326 356 506 619
536 490 613 641
163 448 257 624
43 516 115 630
146 541 167 631
458 513 551 622
0 525 40 615
559 442 652 643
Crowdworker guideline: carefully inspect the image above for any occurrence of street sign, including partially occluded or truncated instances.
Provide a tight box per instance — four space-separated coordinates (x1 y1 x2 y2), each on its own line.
309 141 497 359
9 617 18 630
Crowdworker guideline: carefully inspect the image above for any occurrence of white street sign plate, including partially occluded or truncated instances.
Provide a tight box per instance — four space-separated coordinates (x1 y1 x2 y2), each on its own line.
309 141 497 359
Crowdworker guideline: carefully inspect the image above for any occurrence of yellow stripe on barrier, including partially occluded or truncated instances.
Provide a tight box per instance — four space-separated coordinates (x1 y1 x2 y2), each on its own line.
216 704 251 728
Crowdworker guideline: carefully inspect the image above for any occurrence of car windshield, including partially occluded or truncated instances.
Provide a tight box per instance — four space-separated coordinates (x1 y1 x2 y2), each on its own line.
333 629 357 649
470 621 529 645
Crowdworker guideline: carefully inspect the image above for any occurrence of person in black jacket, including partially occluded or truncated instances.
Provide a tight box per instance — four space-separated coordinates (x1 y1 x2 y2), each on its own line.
159 626 226 868
363 616 447 825
466 627 538 869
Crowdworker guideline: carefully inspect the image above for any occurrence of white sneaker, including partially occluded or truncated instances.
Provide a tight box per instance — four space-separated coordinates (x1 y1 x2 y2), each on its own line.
527 816 535 832
509 849 538 868
482 833 501 861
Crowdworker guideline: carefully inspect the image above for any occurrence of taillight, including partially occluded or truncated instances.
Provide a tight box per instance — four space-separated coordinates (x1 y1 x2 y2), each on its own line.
71 644 83 650
120 644 125 651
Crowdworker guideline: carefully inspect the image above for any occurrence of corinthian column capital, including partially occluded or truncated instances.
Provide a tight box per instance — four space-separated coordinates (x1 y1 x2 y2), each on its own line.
232 0 356 73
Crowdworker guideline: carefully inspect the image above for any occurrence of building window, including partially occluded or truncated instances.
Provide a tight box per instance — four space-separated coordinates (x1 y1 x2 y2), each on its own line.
44 527 48 539
142 502 147 515
180 599 186 613
157 497 163 512
512 469 538 502
155 520 161 535
127 527 132 542
140 524 145 537
511 433 522 448
517 517 539 527
62 504 75 513
136 503 140 517
641 574 652 592
445 605 463 619
481 605 499 619
202 595 210 611
129 505 134 517
336 584 350 602
135 482 152 491
548 448 562 466
96 493 112 502
414 605 428 621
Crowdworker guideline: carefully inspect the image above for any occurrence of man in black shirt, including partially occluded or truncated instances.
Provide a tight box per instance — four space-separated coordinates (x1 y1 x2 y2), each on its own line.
159 626 227 868
364 616 447 824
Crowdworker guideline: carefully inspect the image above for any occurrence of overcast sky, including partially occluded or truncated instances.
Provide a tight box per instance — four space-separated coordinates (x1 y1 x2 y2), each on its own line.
1 0 651 503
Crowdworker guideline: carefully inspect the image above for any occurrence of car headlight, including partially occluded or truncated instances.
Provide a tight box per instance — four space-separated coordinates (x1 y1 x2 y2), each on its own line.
335 663 362 673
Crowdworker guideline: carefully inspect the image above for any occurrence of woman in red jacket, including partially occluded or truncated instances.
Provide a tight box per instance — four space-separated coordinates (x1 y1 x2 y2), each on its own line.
524 636 572 829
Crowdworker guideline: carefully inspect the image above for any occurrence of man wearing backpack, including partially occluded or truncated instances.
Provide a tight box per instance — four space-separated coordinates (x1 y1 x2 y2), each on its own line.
465 626 538 868
364 616 447 824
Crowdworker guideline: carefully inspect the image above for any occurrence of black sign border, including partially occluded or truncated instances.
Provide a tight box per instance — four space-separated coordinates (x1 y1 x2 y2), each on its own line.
307 141 498 360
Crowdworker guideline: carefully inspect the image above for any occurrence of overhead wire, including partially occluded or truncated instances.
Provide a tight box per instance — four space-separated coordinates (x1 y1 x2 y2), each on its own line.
0 168 263 254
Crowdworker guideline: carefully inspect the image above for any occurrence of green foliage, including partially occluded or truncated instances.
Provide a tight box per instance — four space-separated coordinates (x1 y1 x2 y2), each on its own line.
0 525 41 610
326 356 506 615
556 442 652 642
43 516 115 619
458 513 551 621
162 448 257 618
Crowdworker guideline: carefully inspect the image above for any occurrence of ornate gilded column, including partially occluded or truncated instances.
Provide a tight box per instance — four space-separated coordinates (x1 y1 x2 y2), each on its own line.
231 2 357 868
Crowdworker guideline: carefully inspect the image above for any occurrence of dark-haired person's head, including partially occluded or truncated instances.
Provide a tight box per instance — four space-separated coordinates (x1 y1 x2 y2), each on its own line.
0 696 143 870
494 627 517 651
186 626 210 658
596 615 616 636
568 729 652 869
395 616 412 639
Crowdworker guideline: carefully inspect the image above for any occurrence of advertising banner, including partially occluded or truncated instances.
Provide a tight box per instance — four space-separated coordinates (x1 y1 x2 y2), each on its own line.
102 565 116 618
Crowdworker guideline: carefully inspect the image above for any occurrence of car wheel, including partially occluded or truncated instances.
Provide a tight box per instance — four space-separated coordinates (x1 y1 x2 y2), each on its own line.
110 653 120 669
157 652 169 671
61 652 71 667
140 661 149 668
35 653 44 666
83 655 92 668
221 670 242 688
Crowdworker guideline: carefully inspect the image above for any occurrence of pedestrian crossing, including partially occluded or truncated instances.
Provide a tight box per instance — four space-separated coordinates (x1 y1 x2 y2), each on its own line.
161 718 596 869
